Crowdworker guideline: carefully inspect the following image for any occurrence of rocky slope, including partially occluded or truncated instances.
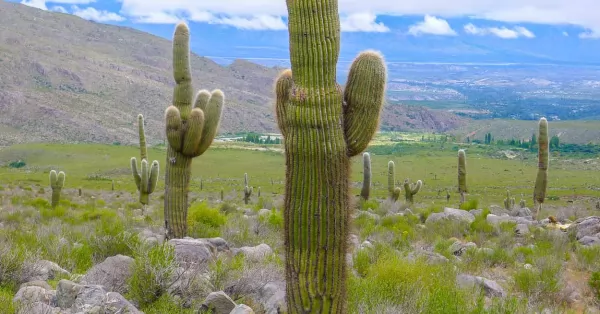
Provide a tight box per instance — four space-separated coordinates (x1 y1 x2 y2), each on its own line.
0 2 466 145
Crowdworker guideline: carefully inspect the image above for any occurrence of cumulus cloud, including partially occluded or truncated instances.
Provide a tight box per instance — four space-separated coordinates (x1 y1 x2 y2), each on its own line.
71 5 125 22
116 0 600 37
408 15 456 36
463 23 535 39
21 0 96 9
340 13 389 32
51 5 67 13
579 30 600 39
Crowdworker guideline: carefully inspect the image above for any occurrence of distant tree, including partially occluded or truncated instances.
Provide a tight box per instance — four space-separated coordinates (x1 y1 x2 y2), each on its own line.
550 135 560 149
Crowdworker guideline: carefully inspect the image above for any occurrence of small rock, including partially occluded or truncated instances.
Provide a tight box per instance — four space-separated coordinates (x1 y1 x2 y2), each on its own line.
259 281 286 314
168 238 217 267
56 279 83 309
258 209 272 217
515 224 530 236
360 241 374 250
19 280 52 291
25 260 70 282
16 301 60 314
456 274 506 298
407 250 449 264
13 286 55 306
200 291 237 314
230 304 255 314
233 244 273 262
426 208 475 224
79 255 134 294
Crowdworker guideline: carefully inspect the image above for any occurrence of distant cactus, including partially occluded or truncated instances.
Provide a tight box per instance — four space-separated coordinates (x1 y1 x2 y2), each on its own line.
404 179 422 203
257 186 261 198
504 190 515 210
275 0 387 311
243 173 253 205
163 23 224 239
520 199 526 208
131 114 160 206
458 149 467 204
388 161 402 202
533 117 549 218
220 188 224 202
49 170 65 208
360 152 371 200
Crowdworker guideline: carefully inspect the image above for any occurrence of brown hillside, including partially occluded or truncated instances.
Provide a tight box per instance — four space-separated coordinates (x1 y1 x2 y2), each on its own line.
0 2 465 145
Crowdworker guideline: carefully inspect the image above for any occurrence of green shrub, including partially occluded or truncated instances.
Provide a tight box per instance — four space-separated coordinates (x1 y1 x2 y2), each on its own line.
188 201 227 238
127 243 177 308
589 271 600 300
459 199 479 211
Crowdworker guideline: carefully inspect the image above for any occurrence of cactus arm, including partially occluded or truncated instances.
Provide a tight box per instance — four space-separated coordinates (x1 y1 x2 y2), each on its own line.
165 106 183 150
137 114 147 161
275 70 293 137
130 157 142 190
148 160 159 194
343 51 387 157
195 90 224 156
181 108 205 156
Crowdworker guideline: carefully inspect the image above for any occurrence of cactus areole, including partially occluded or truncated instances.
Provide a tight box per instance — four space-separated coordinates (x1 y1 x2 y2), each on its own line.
164 23 224 239
275 1 387 312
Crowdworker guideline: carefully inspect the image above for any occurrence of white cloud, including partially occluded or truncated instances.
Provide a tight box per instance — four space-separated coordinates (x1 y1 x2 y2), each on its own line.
117 0 600 37
562 31 569 36
408 15 456 36
21 0 96 9
51 5 67 13
463 23 535 38
340 13 389 32
71 5 125 22
579 30 600 39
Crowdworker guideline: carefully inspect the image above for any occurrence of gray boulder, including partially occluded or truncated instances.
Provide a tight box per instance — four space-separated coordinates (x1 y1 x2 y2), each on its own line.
200 291 237 314
79 255 134 294
456 274 506 298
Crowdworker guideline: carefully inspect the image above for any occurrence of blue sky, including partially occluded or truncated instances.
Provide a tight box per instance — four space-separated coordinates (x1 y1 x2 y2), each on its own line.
9 0 600 64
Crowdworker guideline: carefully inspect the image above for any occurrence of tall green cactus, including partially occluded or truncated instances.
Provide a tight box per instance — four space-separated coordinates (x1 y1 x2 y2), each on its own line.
49 170 65 208
164 22 224 239
275 1 387 311
458 149 467 204
533 117 549 218
388 161 401 202
404 179 422 203
504 190 515 210
360 152 371 200
243 173 253 205
131 114 160 206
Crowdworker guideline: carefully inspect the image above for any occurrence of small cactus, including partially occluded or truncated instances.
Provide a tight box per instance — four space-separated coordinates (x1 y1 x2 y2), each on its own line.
504 190 515 210
520 199 526 208
49 170 65 208
404 179 422 203
257 186 261 198
360 152 371 200
533 117 549 218
387 161 401 202
458 149 467 204
220 188 224 201
131 114 160 206
243 173 253 205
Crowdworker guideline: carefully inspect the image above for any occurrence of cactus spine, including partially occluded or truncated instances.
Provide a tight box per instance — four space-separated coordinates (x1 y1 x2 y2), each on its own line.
360 152 371 200
131 114 160 206
533 117 549 218
275 1 387 311
163 23 224 239
243 173 253 204
458 149 467 204
504 190 515 210
404 179 422 203
387 161 401 202
49 170 65 208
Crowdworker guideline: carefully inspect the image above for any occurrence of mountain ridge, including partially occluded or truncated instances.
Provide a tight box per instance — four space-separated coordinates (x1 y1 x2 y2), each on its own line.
0 1 466 145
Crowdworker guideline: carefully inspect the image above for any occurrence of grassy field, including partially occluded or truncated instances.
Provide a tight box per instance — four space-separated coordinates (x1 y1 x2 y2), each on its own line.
2 136 600 313
1 136 599 211
449 119 600 145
